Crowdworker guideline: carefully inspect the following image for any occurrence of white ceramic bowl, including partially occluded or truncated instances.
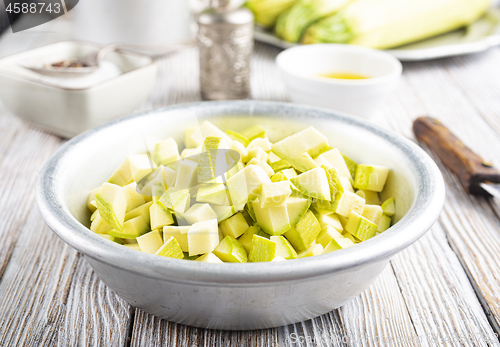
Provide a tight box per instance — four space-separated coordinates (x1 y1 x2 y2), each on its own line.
276 44 403 118
36 101 444 330
0 41 157 138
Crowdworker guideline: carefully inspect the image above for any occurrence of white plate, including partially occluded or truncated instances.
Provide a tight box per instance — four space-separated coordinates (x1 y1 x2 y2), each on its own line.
254 8 500 61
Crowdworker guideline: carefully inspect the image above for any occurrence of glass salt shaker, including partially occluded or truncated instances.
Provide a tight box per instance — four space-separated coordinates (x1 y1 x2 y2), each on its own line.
197 0 254 100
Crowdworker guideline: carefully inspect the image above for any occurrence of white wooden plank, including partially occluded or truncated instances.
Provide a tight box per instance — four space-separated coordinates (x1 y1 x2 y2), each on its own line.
0 206 132 346
339 266 417 347
251 43 288 102
131 308 349 347
392 224 498 347
0 127 60 275
379 55 500 341
439 48 500 138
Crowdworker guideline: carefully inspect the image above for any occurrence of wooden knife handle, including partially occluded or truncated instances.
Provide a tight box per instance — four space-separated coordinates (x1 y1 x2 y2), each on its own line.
413 116 500 195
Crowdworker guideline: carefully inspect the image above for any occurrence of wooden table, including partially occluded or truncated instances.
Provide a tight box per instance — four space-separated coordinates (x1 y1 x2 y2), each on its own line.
1 15 500 347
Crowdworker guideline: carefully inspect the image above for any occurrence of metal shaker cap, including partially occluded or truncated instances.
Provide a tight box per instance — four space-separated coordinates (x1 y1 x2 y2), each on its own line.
198 7 254 26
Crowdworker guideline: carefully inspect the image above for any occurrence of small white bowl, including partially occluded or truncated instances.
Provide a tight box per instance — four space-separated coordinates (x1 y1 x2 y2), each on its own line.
276 44 402 118
0 41 157 138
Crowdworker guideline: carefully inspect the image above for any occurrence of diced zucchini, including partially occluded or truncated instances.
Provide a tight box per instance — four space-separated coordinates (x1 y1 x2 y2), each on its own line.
267 151 282 163
159 187 190 214
183 203 218 224
108 157 133 187
98 233 122 244
362 204 383 224
259 181 292 208
339 177 354 193
343 231 359 243
181 146 202 160
150 201 175 230
238 225 268 253
354 165 390 192
355 189 381 205
290 167 331 201
137 230 164 254
314 148 351 182
211 204 240 222
341 153 358 180
297 242 324 258
122 182 146 212
345 211 377 241
196 253 223 263
272 127 328 172
323 166 344 199
226 129 249 146
247 159 275 177
87 187 99 212
90 213 113 234
247 137 272 152
323 237 355 253
196 184 229 205
272 255 287 262
244 147 269 163
198 136 230 183
252 200 291 236
317 225 343 247
249 235 277 262
152 138 180 166
199 121 232 143
226 165 271 205
88 122 396 261
219 212 250 238
286 195 311 226
381 197 396 217
163 225 190 252
174 159 199 189
284 210 321 251
124 243 141 251
229 141 248 162
332 191 365 218
129 154 155 183
271 235 298 259
377 215 392 232
317 213 343 231
108 215 149 239
213 236 248 263
95 183 127 231
155 236 184 259
269 159 292 172
187 219 219 256
185 127 203 148
241 125 266 142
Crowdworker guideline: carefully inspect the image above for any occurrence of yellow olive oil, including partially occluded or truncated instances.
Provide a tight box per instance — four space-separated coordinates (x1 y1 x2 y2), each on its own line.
319 72 369 80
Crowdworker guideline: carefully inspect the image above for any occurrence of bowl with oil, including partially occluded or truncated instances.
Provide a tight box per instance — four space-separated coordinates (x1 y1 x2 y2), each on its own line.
276 44 402 118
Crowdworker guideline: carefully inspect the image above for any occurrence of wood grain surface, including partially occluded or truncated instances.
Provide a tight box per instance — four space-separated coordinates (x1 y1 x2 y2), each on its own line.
1 14 500 347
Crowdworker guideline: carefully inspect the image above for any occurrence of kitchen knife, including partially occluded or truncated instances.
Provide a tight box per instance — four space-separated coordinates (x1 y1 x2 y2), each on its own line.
413 116 500 197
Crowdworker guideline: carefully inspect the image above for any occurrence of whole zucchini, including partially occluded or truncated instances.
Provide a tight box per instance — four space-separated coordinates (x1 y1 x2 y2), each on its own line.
275 0 354 43
302 0 491 49
246 0 299 28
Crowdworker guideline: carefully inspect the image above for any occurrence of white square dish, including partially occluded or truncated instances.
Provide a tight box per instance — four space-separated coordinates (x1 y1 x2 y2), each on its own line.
0 41 157 138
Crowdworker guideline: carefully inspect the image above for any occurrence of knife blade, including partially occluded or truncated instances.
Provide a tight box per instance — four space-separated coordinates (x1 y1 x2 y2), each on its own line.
413 117 500 197
480 183 500 199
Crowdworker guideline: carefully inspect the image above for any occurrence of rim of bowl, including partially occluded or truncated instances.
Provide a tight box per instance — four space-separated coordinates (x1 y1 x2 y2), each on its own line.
36 100 444 286
276 44 403 85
